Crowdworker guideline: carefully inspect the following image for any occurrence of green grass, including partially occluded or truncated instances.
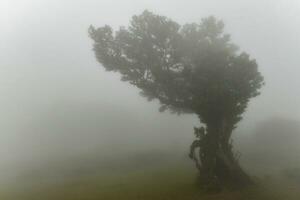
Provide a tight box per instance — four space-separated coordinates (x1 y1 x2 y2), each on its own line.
1 162 299 200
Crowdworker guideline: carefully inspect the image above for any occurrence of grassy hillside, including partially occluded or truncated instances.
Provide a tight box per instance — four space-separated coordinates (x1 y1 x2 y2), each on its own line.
2 159 299 200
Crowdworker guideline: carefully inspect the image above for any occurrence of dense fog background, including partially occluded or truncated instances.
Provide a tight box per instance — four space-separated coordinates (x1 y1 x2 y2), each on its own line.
0 0 300 180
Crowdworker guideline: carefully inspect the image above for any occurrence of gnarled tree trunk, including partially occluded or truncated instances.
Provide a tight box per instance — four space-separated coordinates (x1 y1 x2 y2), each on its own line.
190 123 253 190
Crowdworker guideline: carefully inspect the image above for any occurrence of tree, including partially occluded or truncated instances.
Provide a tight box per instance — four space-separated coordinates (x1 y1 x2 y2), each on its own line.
88 10 264 188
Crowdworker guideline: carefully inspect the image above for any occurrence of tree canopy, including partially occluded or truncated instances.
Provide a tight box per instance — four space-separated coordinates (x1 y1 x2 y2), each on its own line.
89 10 264 130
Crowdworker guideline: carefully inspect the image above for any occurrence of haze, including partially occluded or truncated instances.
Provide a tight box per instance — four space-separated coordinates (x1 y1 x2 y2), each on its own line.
0 0 300 184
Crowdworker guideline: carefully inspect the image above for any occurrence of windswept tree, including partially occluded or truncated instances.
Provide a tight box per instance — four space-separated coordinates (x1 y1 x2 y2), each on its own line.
89 10 264 188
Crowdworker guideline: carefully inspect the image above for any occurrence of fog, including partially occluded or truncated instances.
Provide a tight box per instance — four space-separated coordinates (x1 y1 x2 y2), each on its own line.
1 0 300 186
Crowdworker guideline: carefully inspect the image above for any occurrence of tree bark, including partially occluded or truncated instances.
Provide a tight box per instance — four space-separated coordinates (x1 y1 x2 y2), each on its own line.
190 123 253 190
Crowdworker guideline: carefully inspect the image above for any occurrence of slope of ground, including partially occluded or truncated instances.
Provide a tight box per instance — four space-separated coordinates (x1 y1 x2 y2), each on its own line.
1 160 297 200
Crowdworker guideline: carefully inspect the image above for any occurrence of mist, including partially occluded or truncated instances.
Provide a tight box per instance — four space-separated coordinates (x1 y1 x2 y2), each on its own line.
1 0 300 198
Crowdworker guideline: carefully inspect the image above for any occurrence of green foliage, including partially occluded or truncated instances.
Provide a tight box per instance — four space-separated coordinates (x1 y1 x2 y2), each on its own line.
89 10 264 129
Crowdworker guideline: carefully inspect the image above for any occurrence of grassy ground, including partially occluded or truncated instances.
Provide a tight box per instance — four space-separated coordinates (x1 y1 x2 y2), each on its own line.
1 161 299 200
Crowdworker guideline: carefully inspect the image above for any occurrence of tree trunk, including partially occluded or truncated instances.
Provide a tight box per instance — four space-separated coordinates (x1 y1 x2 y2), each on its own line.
190 123 253 190
215 141 253 187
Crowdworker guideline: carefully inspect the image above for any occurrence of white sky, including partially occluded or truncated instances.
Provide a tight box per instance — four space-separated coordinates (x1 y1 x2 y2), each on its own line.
0 0 300 175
